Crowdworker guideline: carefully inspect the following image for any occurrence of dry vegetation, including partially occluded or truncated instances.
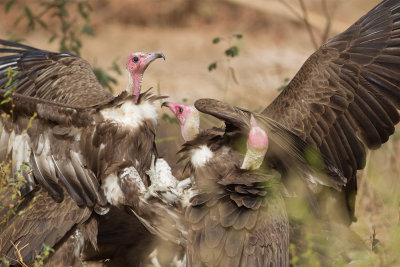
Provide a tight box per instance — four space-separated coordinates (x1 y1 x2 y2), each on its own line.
0 0 399 266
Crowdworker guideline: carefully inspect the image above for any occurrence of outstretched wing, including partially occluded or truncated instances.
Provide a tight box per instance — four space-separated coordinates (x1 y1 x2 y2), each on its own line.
0 39 113 107
262 0 400 183
195 98 345 189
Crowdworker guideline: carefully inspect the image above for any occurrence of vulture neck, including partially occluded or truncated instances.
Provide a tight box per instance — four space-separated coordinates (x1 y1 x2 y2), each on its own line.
241 146 267 170
126 70 143 103
182 110 200 142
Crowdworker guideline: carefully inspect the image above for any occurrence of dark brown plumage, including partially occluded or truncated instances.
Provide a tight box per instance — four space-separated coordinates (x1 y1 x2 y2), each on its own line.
170 111 289 266
0 40 170 265
189 0 400 226
260 0 400 222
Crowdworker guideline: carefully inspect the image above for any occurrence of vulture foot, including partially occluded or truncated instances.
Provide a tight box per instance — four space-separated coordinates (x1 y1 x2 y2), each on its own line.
144 156 182 206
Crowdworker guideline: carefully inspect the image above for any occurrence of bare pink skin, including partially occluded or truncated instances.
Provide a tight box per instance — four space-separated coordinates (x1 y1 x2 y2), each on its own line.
162 102 196 141
126 52 165 103
247 115 268 149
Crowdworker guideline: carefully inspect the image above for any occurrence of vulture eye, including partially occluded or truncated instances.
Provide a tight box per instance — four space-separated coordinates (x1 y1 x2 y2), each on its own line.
178 107 183 114
132 56 139 63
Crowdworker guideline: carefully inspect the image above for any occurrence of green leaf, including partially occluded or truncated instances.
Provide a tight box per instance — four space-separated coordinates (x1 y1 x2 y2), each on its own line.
5 0 16 13
155 137 176 144
78 1 92 22
24 6 35 31
93 67 117 93
212 37 220 44
82 24 94 36
58 6 69 17
111 60 122 75
225 46 239 58
234 34 243 39
208 62 217 71
161 113 178 124
49 34 58 43
0 98 12 105
13 14 24 27
36 18 48 30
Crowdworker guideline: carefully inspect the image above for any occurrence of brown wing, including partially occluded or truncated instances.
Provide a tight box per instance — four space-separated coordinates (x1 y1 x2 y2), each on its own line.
262 0 400 183
0 187 91 265
195 98 251 130
0 39 113 107
186 167 289 267
195 98 346 189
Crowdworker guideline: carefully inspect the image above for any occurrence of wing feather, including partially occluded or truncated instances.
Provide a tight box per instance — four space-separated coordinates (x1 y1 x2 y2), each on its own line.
262 0 400 186
0 39 113 107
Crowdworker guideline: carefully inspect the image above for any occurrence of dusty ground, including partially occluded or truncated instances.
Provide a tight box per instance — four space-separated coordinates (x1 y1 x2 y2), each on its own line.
1 0 399 264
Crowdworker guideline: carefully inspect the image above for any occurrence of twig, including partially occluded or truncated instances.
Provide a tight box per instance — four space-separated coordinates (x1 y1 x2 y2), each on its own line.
11 241 29 267
298 0 319 50
276 0 303 21
321 0 331 43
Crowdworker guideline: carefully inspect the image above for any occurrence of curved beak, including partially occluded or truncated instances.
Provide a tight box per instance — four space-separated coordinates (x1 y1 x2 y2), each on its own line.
157 52 166 60
145 52 165 64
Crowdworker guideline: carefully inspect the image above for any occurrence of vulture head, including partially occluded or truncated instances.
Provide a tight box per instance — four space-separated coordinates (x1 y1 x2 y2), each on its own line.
161 101 199 141
162 101 270 170
126 52 165 103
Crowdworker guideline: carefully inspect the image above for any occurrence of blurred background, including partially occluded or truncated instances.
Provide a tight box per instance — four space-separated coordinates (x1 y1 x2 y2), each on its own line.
1 0 399 265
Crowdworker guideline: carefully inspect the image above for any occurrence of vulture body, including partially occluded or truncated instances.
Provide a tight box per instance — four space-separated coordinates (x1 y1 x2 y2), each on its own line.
164 102 290 266
0 40 177 265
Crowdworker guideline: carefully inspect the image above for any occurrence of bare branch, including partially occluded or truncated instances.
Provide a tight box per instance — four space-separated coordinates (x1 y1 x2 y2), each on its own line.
298 0 319 50
321 0 332 43
276 0 303 21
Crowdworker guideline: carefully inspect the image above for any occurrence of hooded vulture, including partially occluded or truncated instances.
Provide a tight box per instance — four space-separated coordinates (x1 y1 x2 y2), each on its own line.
162 0 400 265
0 39 184 265
163 101 289 266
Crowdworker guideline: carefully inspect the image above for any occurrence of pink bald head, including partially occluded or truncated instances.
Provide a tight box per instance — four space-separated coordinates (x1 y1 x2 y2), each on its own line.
162 102 194 125
126 52 165 103
162 101 198 141
247 115 268 149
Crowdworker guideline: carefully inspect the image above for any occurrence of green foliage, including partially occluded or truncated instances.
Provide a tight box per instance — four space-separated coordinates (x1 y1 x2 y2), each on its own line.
208 33 243 75
277 77 290 92
0 257 10 267
3 0 121 92
208 34 243 100
161 113 179 125
33 243 55 267
93 67 118 93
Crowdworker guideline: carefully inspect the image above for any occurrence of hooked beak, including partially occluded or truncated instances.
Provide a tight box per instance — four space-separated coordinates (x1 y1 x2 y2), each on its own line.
143 52 165 66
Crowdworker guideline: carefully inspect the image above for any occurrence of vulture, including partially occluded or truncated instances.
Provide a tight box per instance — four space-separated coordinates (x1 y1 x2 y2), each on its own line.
163 101 289 266
0 39 183 265
162 0 400 265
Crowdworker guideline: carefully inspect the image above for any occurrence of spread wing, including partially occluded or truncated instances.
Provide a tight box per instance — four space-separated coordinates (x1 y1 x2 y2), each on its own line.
262 0 400 183
195 98 345 189
0 39 113 107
